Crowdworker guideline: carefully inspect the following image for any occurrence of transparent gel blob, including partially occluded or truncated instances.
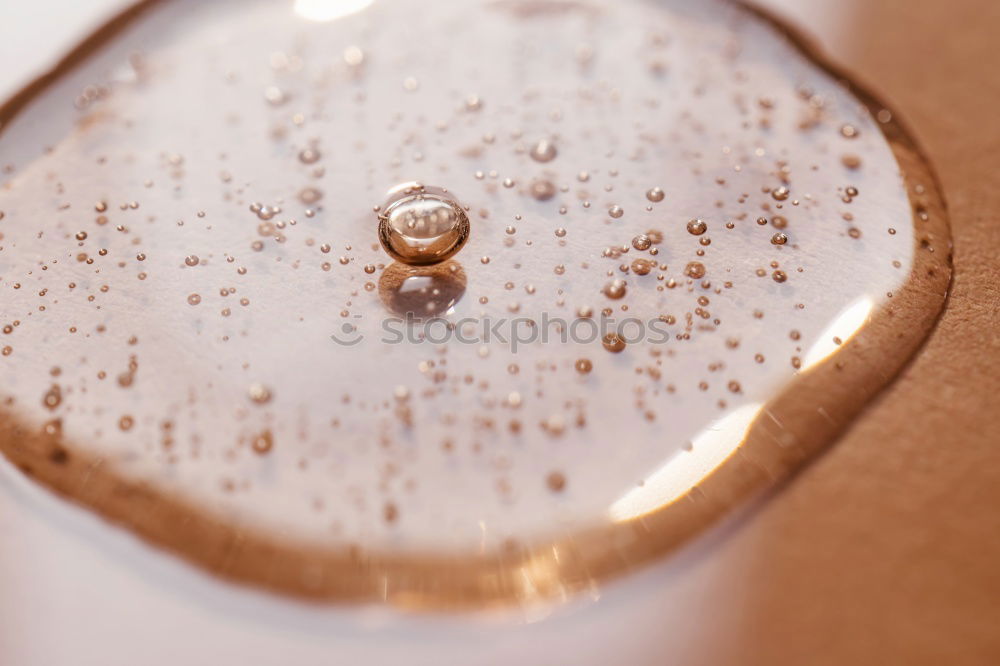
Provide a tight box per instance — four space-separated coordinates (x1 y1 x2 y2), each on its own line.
0 0 951 606
377 183 471 266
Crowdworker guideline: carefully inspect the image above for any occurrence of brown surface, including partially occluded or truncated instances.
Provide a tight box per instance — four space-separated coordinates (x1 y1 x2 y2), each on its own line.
700 1 1000 663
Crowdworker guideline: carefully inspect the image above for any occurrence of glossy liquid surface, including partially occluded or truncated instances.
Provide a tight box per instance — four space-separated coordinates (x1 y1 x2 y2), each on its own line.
0 0 950 605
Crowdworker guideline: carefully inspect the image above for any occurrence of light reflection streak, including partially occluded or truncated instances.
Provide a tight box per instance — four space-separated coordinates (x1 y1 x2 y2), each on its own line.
293 0 374 22
801 296 873 371
608 402 763 522
606 297 874 523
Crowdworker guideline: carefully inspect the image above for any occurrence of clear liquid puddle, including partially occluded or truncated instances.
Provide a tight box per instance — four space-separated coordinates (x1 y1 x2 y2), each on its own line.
0 0 951 606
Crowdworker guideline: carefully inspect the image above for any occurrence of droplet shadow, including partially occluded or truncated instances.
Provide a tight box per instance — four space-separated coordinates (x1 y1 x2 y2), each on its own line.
377 260 467 319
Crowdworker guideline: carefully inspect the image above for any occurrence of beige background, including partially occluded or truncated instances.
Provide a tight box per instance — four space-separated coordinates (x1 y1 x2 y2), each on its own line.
0 1 997 664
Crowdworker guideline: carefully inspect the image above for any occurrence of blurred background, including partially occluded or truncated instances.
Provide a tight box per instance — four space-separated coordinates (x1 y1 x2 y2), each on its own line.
1 1 997 664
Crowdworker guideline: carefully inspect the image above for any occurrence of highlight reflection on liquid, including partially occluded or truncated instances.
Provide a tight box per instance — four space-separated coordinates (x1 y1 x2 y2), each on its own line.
801 297 874 371
608 403 763 522
607 294 875 523
293 0 374 22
